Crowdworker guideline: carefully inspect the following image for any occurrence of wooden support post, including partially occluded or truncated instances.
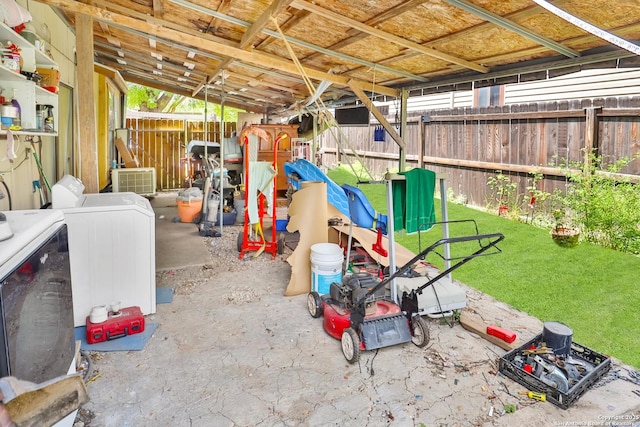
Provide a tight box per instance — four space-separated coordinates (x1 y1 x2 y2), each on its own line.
348 80 404 150
584 107 601 176
76 13 99 192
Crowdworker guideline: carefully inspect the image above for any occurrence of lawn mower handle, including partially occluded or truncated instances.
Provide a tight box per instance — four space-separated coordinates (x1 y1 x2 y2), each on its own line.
350 231 505 329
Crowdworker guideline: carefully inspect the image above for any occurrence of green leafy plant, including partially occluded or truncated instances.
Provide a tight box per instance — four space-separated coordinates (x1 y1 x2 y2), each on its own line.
523 170 551 225
562 152 640 254
487 170 518 217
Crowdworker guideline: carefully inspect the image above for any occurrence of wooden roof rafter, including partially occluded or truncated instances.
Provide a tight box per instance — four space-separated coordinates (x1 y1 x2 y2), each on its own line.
289 0 489 73
34 0 640 113
168 0 427 83
69 0 384 110
443 0 580 58
193 0 294 98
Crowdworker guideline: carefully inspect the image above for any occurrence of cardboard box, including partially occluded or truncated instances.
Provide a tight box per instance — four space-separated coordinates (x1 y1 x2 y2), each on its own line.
36 67 60 93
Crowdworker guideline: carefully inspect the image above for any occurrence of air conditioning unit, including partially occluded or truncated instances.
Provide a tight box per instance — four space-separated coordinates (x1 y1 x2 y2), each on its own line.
111 168 157 196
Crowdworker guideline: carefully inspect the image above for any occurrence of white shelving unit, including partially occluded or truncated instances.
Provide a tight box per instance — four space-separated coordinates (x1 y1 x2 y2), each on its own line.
0 21 58 135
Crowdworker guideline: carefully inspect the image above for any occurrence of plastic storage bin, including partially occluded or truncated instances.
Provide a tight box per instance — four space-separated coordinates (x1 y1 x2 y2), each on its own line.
498 334 611 409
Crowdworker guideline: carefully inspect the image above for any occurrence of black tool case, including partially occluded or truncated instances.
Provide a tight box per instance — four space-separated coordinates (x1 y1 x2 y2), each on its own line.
498 334 611 409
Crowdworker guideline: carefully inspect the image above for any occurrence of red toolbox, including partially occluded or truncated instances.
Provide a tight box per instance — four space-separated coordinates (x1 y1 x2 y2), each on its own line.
86 306 145 344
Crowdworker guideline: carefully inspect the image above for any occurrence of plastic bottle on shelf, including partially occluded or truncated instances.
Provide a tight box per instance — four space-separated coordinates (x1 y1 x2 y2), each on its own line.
10 89 21 130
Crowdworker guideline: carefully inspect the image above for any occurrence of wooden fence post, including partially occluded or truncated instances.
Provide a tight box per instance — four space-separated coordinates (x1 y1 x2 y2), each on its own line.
584 106 601 176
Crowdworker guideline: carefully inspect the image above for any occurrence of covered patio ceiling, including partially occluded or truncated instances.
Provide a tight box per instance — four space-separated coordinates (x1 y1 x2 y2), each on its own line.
39 0 640 114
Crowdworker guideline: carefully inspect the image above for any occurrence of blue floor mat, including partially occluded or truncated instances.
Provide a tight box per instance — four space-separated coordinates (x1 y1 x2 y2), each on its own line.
75 322 159 352
156 286 174 304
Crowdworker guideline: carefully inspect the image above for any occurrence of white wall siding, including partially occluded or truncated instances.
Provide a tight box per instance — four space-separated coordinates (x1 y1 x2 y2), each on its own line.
504 68 640 104
379 90 474 118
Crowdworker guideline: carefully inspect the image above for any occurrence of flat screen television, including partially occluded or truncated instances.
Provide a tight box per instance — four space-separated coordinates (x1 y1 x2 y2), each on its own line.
0 210 75 384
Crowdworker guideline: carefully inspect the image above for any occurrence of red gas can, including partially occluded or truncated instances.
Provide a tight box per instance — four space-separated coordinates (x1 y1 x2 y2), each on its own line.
86 306 145 344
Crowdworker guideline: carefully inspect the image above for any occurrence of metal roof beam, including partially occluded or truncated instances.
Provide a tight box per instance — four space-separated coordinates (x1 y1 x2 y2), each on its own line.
443 0 580 58
290 0 489 73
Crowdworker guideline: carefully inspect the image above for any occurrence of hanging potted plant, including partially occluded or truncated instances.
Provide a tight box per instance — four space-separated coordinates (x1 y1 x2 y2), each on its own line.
551 208 580 248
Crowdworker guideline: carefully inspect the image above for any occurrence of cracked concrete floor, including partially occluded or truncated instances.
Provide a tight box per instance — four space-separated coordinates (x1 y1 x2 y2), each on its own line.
80 195 640 427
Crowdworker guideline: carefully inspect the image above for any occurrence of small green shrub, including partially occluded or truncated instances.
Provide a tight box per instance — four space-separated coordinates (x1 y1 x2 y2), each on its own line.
487 170 519 217
563 152 640 254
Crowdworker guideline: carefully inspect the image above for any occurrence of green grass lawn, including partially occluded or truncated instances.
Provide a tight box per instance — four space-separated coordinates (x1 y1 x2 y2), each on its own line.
327 165 640 368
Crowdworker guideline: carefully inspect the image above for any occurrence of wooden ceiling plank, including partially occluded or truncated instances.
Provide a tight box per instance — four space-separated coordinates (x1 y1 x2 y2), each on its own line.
443 0 579 58
204 0 232 37
193 1 295 97
301 0 428 64
240 0 293 49
433 0 574 42
40 0 399 97
94 62 128 93
91 0 236 48
289 0 489 73
124 74 256 111
152 0 164 18
533 0 640 56
311 0 578 84
252 8 310 51
98 21 110 34
94 41 210 78
169 0 426 82
99 57 197 87
193 60 231 97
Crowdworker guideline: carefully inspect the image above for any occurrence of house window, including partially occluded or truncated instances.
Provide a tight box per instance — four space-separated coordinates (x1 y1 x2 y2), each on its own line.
474 85 504 107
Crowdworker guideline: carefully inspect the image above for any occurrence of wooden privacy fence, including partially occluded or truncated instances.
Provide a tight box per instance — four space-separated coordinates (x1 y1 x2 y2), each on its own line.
321 96 640 208
125 118 236 190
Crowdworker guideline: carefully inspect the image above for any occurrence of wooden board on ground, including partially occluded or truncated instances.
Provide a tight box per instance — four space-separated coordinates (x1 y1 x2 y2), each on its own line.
459 311 521 351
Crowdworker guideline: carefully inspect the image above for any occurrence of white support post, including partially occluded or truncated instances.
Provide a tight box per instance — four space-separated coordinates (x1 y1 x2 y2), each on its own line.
386 178 398 303
439 175 451 279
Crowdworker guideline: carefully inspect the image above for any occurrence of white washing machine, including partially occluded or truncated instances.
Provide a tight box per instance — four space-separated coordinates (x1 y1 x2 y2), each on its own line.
52 175 156 327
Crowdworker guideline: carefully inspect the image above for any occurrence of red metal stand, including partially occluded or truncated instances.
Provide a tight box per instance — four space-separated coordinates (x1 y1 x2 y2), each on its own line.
238 133 287 259
372 228 388 258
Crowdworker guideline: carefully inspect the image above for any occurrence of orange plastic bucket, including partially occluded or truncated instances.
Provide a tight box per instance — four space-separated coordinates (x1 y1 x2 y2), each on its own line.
176 198 203 223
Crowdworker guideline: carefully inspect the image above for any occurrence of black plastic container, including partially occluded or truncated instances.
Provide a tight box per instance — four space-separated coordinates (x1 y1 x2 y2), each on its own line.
498 334 611 409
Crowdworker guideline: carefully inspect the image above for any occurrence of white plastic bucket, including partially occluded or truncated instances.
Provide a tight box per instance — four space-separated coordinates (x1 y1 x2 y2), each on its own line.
310 243 343 295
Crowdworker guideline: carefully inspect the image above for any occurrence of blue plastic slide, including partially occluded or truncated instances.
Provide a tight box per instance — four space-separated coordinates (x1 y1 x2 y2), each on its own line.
341 184 388 233
284 159 350 217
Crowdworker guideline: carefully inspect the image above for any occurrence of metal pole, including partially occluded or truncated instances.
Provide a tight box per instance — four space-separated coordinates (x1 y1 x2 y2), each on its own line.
204 80 208 162
219 72 225 234
386 178 398 303
399 88 408 172
439 175 451 279
312 113 318 164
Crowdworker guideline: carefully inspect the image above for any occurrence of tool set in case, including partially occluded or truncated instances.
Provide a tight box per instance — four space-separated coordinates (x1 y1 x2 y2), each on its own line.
86 306 145 344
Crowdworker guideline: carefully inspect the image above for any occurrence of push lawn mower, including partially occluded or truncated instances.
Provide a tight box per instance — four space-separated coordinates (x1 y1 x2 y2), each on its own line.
307 227 504 363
